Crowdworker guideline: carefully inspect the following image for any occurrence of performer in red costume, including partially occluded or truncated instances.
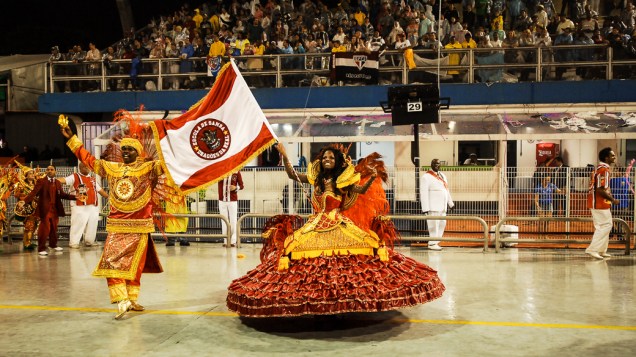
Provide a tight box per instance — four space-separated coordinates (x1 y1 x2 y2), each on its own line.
61 115 166 319
227 143 445 317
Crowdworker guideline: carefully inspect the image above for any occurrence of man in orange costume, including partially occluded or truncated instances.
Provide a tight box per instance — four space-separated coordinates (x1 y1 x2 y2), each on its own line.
62 126 164 319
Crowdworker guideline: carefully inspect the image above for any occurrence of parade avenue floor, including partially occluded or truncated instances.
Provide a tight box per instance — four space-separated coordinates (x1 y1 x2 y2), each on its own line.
0 242 634 356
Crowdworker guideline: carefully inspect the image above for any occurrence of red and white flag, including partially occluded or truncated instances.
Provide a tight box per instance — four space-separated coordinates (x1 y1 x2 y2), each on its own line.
150 60 276 194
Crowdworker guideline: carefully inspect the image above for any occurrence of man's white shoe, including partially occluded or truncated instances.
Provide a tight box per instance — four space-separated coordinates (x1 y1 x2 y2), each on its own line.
69 244 80 249
38 251 48 256
51 247 63 251
428 244 443 251
585 251 603 260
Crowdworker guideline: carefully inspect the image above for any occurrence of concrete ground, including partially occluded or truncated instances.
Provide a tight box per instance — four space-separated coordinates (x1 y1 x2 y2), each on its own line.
0 242 634 356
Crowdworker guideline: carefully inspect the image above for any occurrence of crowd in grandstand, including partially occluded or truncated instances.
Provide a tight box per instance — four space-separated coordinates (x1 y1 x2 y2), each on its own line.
48 0 636 90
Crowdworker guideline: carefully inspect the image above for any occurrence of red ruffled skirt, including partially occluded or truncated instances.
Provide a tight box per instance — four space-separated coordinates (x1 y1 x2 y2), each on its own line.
226 249 445 317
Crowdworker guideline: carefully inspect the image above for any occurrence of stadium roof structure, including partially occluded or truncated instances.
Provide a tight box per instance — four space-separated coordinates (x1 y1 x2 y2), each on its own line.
0 54 48 74
93 104 636 145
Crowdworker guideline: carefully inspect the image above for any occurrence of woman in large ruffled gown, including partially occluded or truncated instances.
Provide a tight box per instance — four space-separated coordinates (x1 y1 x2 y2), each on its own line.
226 144 445 317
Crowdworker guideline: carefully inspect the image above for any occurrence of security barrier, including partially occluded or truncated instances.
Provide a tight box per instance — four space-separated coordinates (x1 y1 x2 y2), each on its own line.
494 217 632 255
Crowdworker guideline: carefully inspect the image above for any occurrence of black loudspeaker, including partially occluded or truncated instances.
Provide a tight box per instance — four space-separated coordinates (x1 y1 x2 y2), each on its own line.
386 85 442 126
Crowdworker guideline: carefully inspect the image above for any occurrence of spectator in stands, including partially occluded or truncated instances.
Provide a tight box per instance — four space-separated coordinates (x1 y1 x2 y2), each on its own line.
574 30 594 79
362 17 374 40
515 9 534 33
85 42 101 85
49 46 67 93
178 39 194 88
540 0 557 20
425 32 443 53
475 0 491 29
68 45 86 92
102 46 119 92
534 26 553 79
535 5 549 29
130 50 143 91
462 5 476 33
445 35 463 82
620 3 636 35
449 17 464 43
350 34 369 53
193 8 204 28
556 14 576 35
462 32 478 50
553 27 574 80
149 38 166 89
332 26 347 44
585 147 620 259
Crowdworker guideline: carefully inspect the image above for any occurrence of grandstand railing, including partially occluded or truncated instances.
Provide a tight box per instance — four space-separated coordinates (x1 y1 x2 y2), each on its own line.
46 45 636 92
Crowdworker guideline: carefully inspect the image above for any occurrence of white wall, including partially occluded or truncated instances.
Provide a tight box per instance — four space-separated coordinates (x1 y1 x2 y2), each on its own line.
420 141 456 166
357 141 395 166
561 139 598 167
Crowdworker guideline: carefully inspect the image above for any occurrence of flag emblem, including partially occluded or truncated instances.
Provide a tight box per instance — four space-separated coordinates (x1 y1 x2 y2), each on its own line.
190 119 231 160
353 55 367 70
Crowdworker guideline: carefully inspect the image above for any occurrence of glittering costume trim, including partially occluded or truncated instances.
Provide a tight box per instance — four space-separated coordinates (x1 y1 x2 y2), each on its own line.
106 218 154 233
306 159 360 188
109 186 152 213
227 253 446 317
67 135 83 153
93 233 148 280
108 283 128 304
284 191 379 259
127 285 140 302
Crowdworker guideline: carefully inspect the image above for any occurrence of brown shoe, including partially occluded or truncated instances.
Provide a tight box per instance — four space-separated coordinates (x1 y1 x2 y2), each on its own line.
114 299 132 319
130 301 145 311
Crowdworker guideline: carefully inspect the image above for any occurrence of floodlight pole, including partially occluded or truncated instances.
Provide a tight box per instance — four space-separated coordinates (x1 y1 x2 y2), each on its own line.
412 123 420 204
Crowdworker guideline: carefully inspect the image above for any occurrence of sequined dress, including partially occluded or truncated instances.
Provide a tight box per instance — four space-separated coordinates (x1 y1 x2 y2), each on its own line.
226 189 445 317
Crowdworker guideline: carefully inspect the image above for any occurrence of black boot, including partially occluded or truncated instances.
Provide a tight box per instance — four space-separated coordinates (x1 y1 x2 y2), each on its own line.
179 238 190 246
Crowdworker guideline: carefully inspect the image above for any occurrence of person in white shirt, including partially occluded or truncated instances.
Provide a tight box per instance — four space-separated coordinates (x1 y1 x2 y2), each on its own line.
61 162 108 248
217 172 244 247
419 159 454 250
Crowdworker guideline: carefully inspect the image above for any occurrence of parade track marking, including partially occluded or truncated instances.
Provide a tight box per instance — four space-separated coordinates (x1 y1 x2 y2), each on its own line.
1 305 635 331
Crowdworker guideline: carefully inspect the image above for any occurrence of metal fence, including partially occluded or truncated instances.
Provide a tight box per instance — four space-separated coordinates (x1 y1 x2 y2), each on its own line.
4 165 634 250
46 45 636 92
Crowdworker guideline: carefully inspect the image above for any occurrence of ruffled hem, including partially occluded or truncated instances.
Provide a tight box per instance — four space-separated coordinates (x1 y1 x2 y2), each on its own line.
226 251 445 317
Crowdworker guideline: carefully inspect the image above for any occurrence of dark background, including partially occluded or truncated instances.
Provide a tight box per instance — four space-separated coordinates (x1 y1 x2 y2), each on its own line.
0 1 196 56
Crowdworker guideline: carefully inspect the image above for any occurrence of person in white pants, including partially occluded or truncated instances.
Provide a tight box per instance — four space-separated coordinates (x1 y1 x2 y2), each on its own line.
586 147 619 259
217 172 244 247
61 162 108 248
420 158 454 250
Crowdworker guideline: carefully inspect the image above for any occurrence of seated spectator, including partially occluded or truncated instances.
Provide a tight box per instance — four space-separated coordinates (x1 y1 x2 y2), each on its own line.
556 14 576 35
574 30 595 79
553 27 574 80
514 10 534 33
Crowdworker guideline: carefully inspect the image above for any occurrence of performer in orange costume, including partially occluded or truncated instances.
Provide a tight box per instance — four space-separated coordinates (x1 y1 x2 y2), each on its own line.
62 123 164 319
227 143 445 317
